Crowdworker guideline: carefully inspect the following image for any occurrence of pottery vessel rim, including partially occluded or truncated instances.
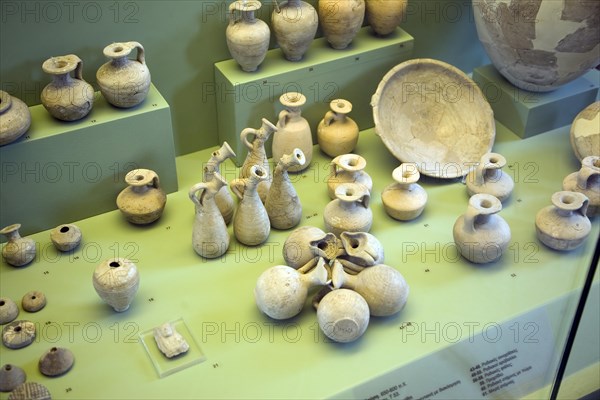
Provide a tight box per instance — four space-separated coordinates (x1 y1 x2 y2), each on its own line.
250 165 269 181
231 0 261 12
468 193 501 214
330 99 352 114
552 191 588 211
0 91 12 114
260 117 278 133
42 54 81 75
481 152 506 169
582 155 600 170
372 58 495 179
125 169 156 187
289 148 306 166
103 42 139 59
280 92 306 108
392 163 419 184
333 154 367 172
335 183 368 202
0 224 21 235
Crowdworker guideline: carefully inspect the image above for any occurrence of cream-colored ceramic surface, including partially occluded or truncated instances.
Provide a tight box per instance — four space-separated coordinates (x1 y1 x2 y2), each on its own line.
563 156 600 216
272 0 318 61
365 0 408 36
226 0 270 72
0 91 31 146
317 99 359 158
324 183 372 236
203 142 237 225
382 163 428 220
327 154 373 199
92 257 140 312
466 152 514 202
232 165 271 246
318 0 365 49
273 92 312 172
282 226 339 269
570 102 600 161
266 149 306 229
116 169 167 224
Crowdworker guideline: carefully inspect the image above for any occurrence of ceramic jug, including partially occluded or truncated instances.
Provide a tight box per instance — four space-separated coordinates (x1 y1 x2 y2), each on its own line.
255 258 328 320
283 226 340 269
272 92 312 172
226 0 270 72
332 261 409 317
272 0 318 61
466 152 514 203
97 41 151 108
338 231 384 272
189 174 230 259
382 163 428 221
232 165 271 246
365 0 407 36
0 224 36 267
92 258 139 312
318 0 365 49
453 194 511 264
316 288 370 343
0 91 31 146
41 54 93 121
116 169 167 224
317 99 359 157
324 183 372 236
204 142 237 224
562 156 599 216
50 224 82 252
265 149 306 229
239 118 277 202
327 154 373 199
535 191 591 251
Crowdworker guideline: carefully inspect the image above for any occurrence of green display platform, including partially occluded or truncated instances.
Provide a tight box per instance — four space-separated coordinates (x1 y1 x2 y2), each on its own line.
0 84 178 239
215 27 413 165
473 65 600 138
0 122 598 399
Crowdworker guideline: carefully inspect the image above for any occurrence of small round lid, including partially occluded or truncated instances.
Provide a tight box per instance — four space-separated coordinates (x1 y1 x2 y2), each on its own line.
103 42 134 59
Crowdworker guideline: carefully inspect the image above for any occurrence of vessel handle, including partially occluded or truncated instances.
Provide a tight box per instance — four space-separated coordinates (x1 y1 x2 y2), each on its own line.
129 41 146 65
278 109 290 128
228 2 240 25
272 0 281 13
578 197 590 217
189 182 208 206
230 179 246 200
360 191 370 209
241 128 257 151
329 156 342 178
74 58 84 81
323 111 337 127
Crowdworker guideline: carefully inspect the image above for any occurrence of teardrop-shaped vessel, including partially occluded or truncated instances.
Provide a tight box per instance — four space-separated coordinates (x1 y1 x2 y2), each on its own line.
92 258 140 312
265 149 305 229
316 288 370 343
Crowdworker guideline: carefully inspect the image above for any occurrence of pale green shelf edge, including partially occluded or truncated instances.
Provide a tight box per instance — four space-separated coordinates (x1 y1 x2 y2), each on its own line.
0 123 598 399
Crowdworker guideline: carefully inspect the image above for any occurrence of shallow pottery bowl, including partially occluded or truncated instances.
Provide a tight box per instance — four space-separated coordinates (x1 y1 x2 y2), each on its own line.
372 58 495 179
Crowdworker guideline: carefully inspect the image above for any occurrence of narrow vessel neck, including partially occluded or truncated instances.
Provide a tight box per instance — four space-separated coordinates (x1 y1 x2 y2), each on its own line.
242 10 256 22
3 230 21 242
111 56 129 67
131 184 150 194
51 73 72 85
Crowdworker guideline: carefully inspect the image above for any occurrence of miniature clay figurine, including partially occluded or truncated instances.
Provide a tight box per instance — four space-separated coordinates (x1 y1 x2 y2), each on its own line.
466 152 514 203
153 322 190 358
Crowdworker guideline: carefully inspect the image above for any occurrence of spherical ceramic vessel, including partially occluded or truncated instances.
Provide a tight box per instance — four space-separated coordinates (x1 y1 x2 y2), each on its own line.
562 156 600 216
535 191 591 251
316 288 370 343
319 0 365 49
226 0 270 72
41 54 94 121
570 102 600 161
317 99 359 157
273 93 312 172
92 258 140 312
0 91 31 146
255 260 328 320
50 224 82 251
365 0 407 36
372 58 495 178
116 169 167 224
272 0 318 61
466 152 514 203
0 224 36 267
97 41 151 108
265 149 306 229
473 0 600 92
382 163 428 220
327 154 373 199
324 183 372 236
453 194 511 264
283 226 340 269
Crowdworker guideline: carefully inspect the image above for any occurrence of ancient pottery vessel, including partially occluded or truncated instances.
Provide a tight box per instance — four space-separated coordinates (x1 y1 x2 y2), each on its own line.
365 0 407 36
273 92 312 172
535 191 591 251
97 41 151 107
272 0 318 61
563 156 600 217
466 152 514 203
319 0 365 49
0 364 26 392
0 297 18 325
93 258 140 312
317 99 359 157
0 224 36 267
232 165 271 246
239 118 277 201
324 183 372 236
39 347 74 377
327 153 373 199
255 258 328 320
570 102 599 161
453 193 511 263
189 174 230 258
382 163 427 221
283 226 340 269
266 149 305 229
338 231 384 270
41 54 93 121
473 0 600 92
50 224 82 251
0 91 31 146
316 288 370 343
204 142 237 224
332 261 409 317
116 169 167 224
226 0 270 72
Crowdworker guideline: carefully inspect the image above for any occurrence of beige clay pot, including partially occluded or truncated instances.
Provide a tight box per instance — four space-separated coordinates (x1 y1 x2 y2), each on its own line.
0 91 31 146
317 99 359 158
324 183 372 236
319 0 365 49
116 169 167 224
327 154 373 199
562 156 600 216
226 1 270 72
382 163 427 221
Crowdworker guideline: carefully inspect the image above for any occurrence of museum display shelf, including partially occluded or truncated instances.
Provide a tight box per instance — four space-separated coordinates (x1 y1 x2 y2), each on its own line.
0 118 598 399
473 65 600 139
0 84 178 239
215 26 414 165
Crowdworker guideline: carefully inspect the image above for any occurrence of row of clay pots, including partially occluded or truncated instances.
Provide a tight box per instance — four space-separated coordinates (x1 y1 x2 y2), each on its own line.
226 0 408 72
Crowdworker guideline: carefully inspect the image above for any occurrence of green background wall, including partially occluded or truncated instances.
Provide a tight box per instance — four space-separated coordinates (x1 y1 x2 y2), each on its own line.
0 0 489 156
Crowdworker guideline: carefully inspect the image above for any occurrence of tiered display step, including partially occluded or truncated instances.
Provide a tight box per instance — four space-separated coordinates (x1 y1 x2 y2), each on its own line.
214 26 414 165
473 65 600 138
0 84 178 238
